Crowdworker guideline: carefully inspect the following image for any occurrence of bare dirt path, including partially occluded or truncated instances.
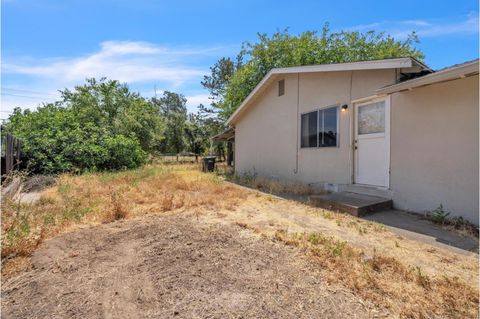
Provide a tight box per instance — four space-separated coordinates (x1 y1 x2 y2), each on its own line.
1 213 381 319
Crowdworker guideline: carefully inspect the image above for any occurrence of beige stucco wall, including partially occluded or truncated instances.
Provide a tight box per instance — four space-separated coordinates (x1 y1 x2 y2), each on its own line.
234 73 298 181
234 69 397 184
235 68 479 224
390 75 479 224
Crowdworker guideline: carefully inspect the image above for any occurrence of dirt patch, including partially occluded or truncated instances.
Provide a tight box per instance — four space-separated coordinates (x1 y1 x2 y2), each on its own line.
1 213 382 319
205 196 479 286
3 164 477 318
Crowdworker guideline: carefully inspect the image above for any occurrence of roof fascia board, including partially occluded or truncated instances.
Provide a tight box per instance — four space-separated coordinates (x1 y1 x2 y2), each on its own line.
227 58 418 125
410 56 433 72
271 58 413 74
376 61 479 94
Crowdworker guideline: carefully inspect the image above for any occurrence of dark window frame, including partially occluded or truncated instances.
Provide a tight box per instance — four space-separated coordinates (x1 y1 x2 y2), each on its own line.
300 105 339 149
300 110 318 148
278 79 285 96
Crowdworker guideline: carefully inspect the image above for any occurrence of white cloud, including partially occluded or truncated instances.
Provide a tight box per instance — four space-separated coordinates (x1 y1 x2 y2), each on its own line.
414 13 478 37
100 40 163 55
2 40 226 87
185 93 212 113
2 40 234 114
399 20 432 27
346 13 479 40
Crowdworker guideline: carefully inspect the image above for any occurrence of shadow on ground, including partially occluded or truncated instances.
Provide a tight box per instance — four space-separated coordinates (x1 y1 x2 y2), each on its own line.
234 182 478 255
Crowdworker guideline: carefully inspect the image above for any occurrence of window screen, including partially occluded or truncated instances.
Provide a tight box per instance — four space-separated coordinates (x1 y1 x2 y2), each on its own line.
301 111 318 147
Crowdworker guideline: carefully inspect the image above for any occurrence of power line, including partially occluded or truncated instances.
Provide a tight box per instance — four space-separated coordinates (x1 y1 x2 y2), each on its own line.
1 87 58 97
0 93 53 100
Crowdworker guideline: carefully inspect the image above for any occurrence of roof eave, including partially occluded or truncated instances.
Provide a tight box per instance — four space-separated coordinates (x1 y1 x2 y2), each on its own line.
270 57 415 74
227 57 427 125
226 69 276 125
376 60 479 94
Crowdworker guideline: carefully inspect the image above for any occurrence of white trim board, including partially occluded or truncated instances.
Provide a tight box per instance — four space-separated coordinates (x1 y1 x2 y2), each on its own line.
227 57 428 125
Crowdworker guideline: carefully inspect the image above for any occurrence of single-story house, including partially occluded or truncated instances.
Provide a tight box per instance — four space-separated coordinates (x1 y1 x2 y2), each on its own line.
226 58 479 225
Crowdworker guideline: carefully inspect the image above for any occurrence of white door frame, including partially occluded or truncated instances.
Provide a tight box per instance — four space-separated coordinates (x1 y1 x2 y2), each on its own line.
352 95 391 188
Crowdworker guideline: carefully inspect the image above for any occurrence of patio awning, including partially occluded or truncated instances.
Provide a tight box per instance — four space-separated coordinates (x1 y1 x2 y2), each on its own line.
211 127 235 142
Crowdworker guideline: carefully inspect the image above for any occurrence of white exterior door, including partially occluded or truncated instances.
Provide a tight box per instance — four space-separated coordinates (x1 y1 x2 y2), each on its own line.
354 97 390 187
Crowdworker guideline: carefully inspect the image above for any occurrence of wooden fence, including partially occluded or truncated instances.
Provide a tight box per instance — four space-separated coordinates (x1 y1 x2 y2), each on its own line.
1 131 22 178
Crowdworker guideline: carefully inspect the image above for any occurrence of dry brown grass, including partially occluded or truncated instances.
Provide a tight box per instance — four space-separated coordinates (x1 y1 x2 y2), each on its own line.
269 229 479 319
1 163 478 318
1 163 249 276
252 177 314 195
1 256 31 278
102 188 130 223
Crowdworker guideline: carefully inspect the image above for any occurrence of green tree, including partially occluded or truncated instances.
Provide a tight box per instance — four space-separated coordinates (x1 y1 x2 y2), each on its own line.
113 98 164 153
4 78 161 174
61 78 164 152
204 25 424 120
153 91 187 154
200 56 243 117
184 112 209 160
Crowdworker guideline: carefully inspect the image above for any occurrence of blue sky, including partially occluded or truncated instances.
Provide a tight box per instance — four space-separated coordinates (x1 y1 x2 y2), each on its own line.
1 0 478 119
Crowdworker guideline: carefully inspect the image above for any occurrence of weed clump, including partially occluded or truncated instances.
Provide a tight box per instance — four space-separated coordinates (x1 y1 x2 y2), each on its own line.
103 189 129 222
424 204 479 237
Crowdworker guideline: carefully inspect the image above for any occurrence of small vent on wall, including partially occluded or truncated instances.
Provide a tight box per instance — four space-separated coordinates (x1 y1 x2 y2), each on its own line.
278 79 285 96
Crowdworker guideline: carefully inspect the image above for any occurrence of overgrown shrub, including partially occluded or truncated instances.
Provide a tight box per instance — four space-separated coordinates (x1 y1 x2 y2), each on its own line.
103 135 146 170
4 78 162 174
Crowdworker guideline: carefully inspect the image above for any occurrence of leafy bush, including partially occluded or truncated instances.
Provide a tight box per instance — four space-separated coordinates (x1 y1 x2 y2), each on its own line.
4 78 161 174
103 135 146 170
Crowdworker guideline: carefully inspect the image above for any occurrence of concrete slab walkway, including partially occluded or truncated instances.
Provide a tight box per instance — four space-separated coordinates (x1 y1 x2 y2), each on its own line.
364 210 478 255
227 183 478 256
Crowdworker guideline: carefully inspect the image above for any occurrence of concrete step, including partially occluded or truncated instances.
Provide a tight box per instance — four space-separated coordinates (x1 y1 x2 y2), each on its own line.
309 192 393 217
339 184 393 199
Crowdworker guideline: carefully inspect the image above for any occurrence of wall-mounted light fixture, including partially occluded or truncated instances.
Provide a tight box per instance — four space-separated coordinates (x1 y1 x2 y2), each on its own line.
341 104 348 111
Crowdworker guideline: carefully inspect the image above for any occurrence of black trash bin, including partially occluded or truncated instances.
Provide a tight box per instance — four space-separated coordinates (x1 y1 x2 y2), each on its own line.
202 156 216 172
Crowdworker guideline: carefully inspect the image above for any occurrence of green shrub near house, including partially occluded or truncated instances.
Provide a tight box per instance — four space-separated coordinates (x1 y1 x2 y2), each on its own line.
4 78 160 174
